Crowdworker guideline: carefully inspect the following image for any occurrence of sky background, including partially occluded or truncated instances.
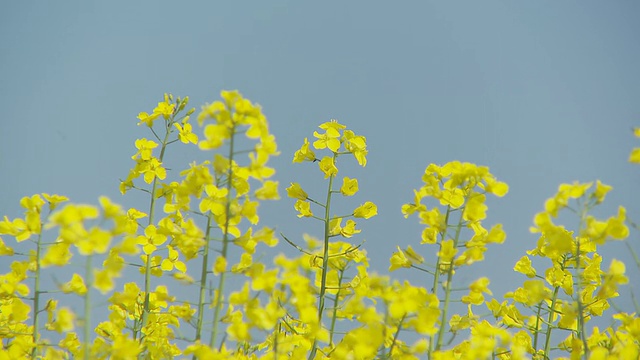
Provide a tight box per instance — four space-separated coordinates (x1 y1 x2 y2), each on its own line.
1 0 639 344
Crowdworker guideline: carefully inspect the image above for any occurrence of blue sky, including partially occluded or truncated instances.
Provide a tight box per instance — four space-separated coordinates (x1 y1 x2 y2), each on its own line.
1 0 639 339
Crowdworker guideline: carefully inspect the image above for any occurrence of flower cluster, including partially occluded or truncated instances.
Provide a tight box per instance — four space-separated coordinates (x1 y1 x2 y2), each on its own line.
396 162 514 358
0 92 638 360
502 182 634 359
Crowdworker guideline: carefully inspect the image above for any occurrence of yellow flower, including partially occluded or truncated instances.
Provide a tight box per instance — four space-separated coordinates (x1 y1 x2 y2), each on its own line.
131 138 158 160
42 241 72 267
136 225 167 255
606 206 629 240
353 201 377 219
139 255 163 277
42 193 69 211
340 177 359 196
343 130 368 166
593 180 612 204
139 158 167 184
438 239 457 263
462 278 492 305
199 184 229 215
598 259 628 299
313 129 341 152
389 247 412 271
513 256 536 278
199 124 230 150
226 311 251 341
45 307 75 333
153 100 176 119
286 182 308 200
169 303 196 321
482 177 509 197
213 256 227 275
61 274 87 295
221 89 241 107
630 128 640 163
59 332 81 356
246 299 285 330
545 265 573 295
198 100 227 126
0 236 14 256
248 152 275 181
174 121 198 144
404 245 424 264
0 216 33 242
463 193 487 221
630 148 640 163
137 111 160 127
313 121 343 152
251 268 279 292
340 219 361 238
319 119 347 132
318 156 338 178
76 226 111 255
469 277 492 295
440 188 465 208
294 200 313 218
329 217 343 236
293 137 316 163
255 180 280 200
232 253 253 273
161 245 187 273
521 280 550 305
233 229 257 253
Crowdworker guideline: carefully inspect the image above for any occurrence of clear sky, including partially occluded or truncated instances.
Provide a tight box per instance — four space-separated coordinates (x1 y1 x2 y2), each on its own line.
1 1 639 333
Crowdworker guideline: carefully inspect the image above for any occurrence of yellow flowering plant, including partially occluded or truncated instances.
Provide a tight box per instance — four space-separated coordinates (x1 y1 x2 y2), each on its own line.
0 91 638 360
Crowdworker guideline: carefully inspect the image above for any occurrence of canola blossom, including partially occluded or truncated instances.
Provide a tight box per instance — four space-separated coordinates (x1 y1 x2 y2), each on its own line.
0 92 638 360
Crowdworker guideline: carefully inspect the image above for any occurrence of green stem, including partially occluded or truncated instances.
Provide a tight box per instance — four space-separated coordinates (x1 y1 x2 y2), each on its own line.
575 204 589 359
429 206 451 356
84 254 93 360
532 302 543 350
387 315 406 358
31 231 43 358
544 285 561 357
378 305 390 358
328 269 345 346
435 207 463 351
431 207 451 294
195 215 213 345
308 153 337 360
139 119 172 355
211 124 237 348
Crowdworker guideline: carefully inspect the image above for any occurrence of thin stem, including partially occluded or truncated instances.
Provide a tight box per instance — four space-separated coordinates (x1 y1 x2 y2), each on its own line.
328 269 345 346
544 285 562 357
308 153 337 360
435 206 463 351
211 124 237 348
31 231 43 358
532 302 543 350
429 206 451 356
84 254 93 360
139 118 172 356
194 215 213 344
431 207 451 293
388 315 406 358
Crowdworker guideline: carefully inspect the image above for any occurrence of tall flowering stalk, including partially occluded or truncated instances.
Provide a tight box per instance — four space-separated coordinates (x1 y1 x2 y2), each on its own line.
398 162 510 358
0 92 638 360
284 119 377 358
122 94 188 357
507 181 630 359
192 90 281 348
